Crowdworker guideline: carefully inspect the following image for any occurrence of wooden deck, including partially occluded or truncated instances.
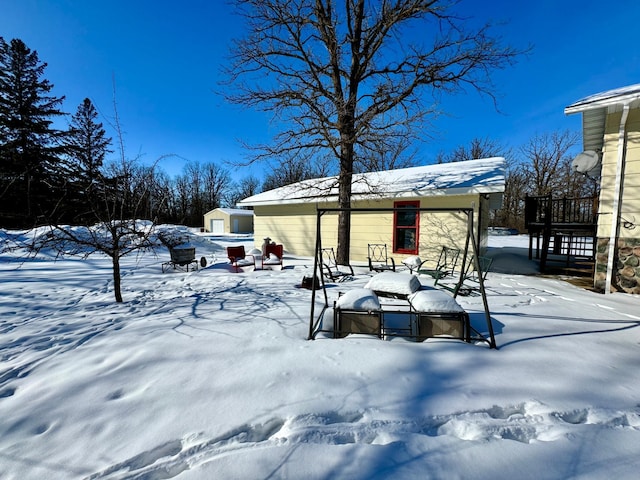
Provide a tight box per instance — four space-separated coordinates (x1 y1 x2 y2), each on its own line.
524 194 598 272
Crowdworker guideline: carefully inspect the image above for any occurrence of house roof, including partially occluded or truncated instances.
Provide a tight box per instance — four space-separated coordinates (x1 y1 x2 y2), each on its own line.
565 83 640 113
206 208 254 216
565 83 640 153
238 157 505 207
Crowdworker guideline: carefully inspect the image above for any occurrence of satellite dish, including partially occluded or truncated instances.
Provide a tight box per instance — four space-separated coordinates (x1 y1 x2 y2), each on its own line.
572 150 601 179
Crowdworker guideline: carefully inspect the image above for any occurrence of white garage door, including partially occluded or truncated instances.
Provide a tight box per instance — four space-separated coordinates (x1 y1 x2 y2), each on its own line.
210 219 224 234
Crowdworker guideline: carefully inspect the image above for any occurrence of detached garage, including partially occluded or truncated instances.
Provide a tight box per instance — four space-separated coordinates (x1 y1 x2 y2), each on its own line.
203 208 254 234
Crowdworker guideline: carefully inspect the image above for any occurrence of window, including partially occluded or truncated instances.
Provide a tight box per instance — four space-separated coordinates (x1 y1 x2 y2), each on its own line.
393 201 420 254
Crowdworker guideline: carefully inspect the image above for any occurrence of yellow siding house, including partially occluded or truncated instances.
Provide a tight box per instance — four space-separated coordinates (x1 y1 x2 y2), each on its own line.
565 83 640 293
237 158 505 265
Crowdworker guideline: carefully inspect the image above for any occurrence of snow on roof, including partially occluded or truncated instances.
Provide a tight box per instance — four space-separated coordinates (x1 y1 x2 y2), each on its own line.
565 83 640 114
209 208 254 216
564 83 640 152
238 157 505 207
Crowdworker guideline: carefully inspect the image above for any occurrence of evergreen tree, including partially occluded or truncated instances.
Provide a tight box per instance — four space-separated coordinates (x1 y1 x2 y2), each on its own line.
0 37 66 226
64 98 111 185
61 98 112 222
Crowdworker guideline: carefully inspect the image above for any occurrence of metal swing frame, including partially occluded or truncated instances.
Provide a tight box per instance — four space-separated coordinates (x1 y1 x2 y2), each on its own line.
306 205 497 349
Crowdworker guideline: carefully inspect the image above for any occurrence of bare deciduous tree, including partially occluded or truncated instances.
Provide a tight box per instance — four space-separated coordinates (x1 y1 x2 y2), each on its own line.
357 132 417 172
226 0 524 263
173 160 233 226
173 174 191 224
226 174 261 208
436 136 526 229
497 164 528 231
521 130 580 196
37 158 163 303
262 154 321 191
37 92 165 303
436 137 508 163
143 167 174 223
203 161 231 211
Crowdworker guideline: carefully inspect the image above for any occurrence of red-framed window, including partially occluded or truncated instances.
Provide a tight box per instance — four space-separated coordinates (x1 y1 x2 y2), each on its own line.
393 201 420 255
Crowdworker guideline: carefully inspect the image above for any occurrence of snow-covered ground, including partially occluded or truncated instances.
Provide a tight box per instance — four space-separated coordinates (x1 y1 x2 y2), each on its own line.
1 228 639 479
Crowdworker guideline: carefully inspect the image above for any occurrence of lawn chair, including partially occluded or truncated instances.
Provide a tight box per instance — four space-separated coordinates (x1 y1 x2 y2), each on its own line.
320 248 354 282
441 255 493 296
227 246 255 272
417 246 461 285
263 243 284 270
333 289 382 338
457 255 493 296
367 244 396 272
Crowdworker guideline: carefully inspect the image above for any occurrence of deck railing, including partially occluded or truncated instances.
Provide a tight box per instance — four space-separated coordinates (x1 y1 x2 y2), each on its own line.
525 194 597 227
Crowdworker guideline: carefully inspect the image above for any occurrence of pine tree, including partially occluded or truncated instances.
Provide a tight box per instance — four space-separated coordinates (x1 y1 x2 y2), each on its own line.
0 37 66 226
64 98 111 184
60 98 112 222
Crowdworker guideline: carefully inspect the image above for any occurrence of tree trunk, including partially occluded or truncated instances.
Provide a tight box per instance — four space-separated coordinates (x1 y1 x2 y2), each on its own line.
336 183 352 265
112 253 123 303
336 139 354 266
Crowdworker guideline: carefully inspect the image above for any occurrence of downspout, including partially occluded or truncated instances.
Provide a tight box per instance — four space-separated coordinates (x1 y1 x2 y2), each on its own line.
605 103 630 293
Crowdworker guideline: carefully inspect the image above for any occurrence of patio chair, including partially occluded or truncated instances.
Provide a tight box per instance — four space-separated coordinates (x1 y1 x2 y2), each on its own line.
320 247 354 282
417 246 461 286
439 254 492 295
367 244 396 272
263 243 284 270
333 289 382 338
227 246 255 272
409 288 470 342
454 255 493 296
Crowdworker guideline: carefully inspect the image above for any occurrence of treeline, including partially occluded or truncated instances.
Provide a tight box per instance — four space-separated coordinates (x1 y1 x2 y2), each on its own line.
1 36 595 232
0 37 261 229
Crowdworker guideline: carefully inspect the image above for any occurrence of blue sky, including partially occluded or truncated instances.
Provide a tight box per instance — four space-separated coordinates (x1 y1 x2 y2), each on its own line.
2 0 640 179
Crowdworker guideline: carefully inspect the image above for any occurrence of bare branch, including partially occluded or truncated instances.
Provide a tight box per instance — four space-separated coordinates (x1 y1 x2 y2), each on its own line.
224 0 526 262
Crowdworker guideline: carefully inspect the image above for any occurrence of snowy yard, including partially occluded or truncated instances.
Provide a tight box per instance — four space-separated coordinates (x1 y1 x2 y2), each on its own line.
1 229 640 479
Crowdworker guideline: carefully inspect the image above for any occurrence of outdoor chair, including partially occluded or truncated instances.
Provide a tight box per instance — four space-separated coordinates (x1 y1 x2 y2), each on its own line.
367 244 396 272
417 246 461 286
263 243 284 270
333 289 382 338
457 255 493 295
320 247 354 282
227 246 255 272
408 288 470 342
441 255 493 296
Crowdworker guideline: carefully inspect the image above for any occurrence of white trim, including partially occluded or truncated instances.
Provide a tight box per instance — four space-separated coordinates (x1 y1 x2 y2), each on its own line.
565 84 640 114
